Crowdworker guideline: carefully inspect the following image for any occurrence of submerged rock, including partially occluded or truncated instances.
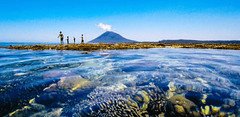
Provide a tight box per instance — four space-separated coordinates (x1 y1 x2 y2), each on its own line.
8 99 46 117
167 81 176 99
58 75 91 92
35 76 93 108
166 95 199 116
43 75 91 92
30 108 63 117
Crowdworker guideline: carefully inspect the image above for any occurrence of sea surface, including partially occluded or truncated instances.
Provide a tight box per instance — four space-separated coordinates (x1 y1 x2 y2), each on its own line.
0 43 240 116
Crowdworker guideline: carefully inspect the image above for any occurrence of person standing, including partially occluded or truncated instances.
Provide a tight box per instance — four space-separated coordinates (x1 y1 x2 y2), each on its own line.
81 34 84 44
73 37 76 44
67 36 69 44
58 31 64 44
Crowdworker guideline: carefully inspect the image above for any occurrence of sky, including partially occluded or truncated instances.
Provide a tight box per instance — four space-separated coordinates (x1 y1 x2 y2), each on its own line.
0 0 240 43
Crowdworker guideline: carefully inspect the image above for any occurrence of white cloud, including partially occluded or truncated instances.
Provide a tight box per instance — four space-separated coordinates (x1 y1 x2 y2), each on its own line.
97 23 112 31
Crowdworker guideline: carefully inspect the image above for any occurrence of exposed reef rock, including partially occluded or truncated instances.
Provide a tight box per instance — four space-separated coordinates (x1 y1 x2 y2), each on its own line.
6 43 240 51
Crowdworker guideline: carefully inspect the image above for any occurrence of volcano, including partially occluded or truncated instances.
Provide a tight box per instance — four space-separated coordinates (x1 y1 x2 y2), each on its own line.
89 31 137 43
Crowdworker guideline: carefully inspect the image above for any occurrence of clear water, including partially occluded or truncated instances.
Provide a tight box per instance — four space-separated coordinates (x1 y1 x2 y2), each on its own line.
0 45 240 116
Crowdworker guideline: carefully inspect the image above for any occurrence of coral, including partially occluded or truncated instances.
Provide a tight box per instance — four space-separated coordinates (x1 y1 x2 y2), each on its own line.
72 83 167 117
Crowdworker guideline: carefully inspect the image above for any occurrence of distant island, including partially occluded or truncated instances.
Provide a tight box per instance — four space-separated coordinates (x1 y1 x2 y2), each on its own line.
159 39 240 44
3 32 240 51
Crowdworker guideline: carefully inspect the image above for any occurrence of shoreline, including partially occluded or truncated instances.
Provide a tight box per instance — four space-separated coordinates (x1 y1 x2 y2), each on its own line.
4 43 240 51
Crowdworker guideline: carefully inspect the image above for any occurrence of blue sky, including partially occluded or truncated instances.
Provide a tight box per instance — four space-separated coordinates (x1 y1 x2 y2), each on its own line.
0 0 240 42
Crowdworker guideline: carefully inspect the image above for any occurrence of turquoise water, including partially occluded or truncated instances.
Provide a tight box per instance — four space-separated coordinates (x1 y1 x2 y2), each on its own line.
0 46 239 116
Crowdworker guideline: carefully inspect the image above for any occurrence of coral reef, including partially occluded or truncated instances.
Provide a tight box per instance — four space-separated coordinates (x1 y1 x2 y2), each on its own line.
6 43 240 51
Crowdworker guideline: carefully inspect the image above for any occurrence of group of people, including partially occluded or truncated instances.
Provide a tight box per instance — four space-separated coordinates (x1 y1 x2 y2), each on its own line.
58 31 84 44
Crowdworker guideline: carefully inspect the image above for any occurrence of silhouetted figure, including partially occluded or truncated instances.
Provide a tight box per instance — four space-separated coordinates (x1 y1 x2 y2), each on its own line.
81 34 84 44
58 31 64 44
67 36 69 44
73 37 76 44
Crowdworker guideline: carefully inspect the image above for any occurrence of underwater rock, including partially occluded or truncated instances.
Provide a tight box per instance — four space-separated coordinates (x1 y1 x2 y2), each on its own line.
38 80 83 107
174 105 185 115
169 95 197 112
58 75 91 91
30 108 63 117
166 95 199 116
8 100 46 117
167 81 176 99
8 106 33 117
44 75 91 92
201 94 207 105
211 106 220 115
200 106 211 116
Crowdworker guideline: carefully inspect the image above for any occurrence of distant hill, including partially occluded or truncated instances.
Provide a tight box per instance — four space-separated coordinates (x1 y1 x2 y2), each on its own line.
89 31 137 43
159 39 240 44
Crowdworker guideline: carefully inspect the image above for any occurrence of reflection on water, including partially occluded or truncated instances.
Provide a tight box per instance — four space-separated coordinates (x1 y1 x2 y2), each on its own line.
0 48 239 116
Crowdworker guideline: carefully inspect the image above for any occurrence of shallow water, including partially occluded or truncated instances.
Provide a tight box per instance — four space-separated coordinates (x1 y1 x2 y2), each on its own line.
0 47 239 116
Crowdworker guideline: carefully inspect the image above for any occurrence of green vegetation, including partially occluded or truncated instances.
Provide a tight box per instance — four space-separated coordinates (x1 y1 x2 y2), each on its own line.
6 43 240 51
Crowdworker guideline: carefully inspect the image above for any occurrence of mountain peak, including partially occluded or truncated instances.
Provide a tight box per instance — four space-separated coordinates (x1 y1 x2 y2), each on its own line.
100 31 120 37
89 31 136 43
